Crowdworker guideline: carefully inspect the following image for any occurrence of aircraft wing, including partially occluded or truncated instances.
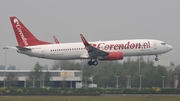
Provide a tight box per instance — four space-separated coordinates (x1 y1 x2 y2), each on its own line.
80 34 108 58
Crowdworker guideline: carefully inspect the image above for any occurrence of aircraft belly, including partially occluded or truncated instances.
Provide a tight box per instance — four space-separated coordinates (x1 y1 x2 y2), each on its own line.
122 49 151 56
47 51 84 60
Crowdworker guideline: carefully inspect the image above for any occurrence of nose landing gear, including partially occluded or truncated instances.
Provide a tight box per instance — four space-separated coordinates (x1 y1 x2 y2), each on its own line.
155 55 159 61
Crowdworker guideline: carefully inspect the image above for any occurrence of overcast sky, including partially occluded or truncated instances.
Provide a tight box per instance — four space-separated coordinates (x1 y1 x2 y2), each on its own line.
0 0 179 69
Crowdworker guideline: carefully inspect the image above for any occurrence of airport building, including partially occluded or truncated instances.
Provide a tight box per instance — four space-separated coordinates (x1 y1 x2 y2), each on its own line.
0 70 82 88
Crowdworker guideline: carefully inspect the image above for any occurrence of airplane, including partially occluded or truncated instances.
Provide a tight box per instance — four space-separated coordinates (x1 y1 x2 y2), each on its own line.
8 16 173 66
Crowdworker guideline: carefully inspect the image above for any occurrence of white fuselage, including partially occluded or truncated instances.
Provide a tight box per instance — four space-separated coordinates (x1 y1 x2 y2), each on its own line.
18 39 172 60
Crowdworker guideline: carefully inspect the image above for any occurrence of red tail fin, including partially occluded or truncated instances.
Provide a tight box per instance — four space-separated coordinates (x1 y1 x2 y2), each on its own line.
10 16 52 46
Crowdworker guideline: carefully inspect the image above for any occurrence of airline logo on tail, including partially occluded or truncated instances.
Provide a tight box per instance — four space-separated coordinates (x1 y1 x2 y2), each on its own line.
10 16 52 46
13 18 28 46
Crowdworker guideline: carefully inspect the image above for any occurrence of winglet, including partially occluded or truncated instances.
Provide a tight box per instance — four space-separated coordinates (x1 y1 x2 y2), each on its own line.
80 34 89 45
53 36 60 44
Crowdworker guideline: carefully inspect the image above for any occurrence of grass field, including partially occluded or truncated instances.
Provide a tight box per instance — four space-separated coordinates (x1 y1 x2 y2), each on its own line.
0 96 180 101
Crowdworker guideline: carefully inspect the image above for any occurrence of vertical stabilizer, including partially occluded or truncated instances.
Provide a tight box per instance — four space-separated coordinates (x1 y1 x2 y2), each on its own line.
10 16 52 46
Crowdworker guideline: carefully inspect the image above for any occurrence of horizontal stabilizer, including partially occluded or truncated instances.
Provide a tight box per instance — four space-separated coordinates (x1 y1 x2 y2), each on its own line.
16 46 31 51
3 46 17 50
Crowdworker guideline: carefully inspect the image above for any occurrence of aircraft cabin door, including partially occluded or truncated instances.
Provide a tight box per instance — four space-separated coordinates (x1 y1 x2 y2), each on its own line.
41 48 45 58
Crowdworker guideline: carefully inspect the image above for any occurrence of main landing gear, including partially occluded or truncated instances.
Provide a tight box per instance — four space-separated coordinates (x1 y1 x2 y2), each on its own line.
88 59 98 66
155 55 159 61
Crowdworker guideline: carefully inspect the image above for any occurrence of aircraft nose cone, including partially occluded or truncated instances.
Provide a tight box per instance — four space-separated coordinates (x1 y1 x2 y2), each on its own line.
168 45 173 51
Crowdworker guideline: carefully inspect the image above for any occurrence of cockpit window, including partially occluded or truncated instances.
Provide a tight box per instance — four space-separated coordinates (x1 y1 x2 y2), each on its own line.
161 43 166 45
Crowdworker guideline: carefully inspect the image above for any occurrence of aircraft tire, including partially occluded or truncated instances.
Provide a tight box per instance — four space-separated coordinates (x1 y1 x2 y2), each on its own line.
155 58 159 61
93 61 98 66
88 61 93 66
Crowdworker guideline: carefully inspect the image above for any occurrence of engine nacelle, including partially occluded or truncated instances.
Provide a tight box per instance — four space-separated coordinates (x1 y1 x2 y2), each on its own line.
100 52 123 60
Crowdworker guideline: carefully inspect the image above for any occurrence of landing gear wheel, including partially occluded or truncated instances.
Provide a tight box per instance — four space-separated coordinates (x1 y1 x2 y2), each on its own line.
88 61 93 66
155 58 159 61
88 59 98 66
93 61 98 66
155 55 159 61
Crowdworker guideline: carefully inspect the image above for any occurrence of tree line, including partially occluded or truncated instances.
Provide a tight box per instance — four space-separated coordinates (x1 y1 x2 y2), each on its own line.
2 57 179 88
52 57 178 88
